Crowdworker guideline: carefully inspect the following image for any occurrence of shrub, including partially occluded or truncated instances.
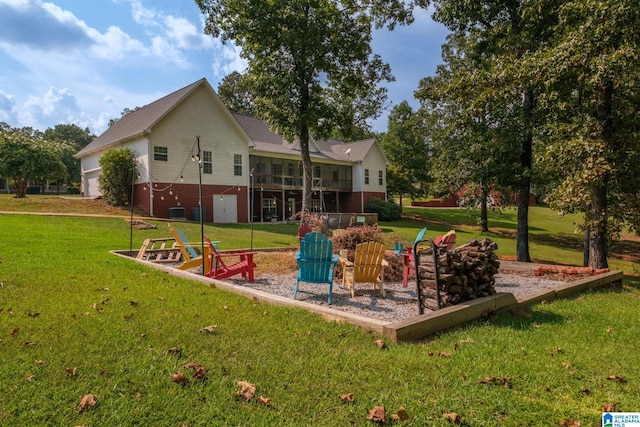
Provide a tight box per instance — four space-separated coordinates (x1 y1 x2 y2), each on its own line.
98 148 137 206
365 197 401 221
330 224 403 281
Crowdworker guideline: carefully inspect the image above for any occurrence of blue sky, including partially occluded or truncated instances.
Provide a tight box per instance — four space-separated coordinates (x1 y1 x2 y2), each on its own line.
0 0 448 136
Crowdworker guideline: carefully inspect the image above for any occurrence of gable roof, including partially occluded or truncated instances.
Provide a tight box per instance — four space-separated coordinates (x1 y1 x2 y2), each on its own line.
76 79 218 157
231 112 384 164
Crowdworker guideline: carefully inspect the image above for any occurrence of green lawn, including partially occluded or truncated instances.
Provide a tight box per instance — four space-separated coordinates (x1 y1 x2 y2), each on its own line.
0 198 638 425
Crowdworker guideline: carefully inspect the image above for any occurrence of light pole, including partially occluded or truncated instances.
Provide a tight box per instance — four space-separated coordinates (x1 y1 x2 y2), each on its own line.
249 167 254 251
195 136 205 276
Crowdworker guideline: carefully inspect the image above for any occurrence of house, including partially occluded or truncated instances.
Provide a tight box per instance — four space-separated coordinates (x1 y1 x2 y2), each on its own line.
75 78 388 223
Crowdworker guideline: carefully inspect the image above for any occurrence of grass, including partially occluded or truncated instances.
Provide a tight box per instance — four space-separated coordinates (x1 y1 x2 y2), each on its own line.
1 195 639 425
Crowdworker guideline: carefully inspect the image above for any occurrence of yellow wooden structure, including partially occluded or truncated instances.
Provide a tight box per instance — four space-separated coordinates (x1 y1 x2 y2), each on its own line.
339 241 388 298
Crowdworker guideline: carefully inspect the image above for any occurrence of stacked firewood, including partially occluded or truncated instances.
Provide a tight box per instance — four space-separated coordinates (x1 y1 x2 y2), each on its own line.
415 238 500 311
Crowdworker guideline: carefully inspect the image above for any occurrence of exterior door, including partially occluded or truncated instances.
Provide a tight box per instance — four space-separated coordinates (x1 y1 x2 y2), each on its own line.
213 194 238 223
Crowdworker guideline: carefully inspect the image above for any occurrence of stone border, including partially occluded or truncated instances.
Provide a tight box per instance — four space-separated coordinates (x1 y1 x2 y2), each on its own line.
112 251 624 343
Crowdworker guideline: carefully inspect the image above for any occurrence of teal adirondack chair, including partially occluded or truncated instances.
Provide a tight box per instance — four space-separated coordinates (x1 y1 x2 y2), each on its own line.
394 227 427 255
293 232 339 304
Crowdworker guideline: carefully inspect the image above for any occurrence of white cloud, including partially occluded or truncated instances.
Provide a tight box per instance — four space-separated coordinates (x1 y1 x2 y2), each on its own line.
164 15 214 50
0 90 17 124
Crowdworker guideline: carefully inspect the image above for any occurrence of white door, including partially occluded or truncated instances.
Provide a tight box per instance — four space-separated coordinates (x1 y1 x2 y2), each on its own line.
213 194 237 223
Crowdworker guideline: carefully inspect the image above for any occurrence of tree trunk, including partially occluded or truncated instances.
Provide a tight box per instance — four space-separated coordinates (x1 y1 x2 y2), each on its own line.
588 183 609 269
480 183 489 232
11 177 28 198
587 79 614 269
516 88 534 262
299 124 312 222
583 224 590 267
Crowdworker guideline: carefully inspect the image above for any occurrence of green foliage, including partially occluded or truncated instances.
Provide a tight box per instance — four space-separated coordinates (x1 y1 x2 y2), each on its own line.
531 0 640 268
379 101 430 199
43 124 95 186
196 0 415 215
365 196 401 221
216 71 257 116
98 148 136 206
0 125 68 198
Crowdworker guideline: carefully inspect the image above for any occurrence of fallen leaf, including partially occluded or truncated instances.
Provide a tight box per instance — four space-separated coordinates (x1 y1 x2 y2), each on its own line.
167 347 182 355
607 374 626 384
184 362 208 380
223 305 229 311
339 392 355 402
606 327 614 333
374 339 386 349
130 301 139 307
23 341 37 347
438 352 452 358
459 338 474 343
602 402 618 412
76 394 97 412
558 420 580 427
235 381 257 401
443 412 463 422
28 312 39 318
35 360 44 365
171 371 189 386
135 392 142 399
366 406 386 424
258 395 272 406
26 375 35 382
65 367 78 377
479 377 513 388
394 406 410 421
581 388 591 395
199 325 218 334
10 327 19 336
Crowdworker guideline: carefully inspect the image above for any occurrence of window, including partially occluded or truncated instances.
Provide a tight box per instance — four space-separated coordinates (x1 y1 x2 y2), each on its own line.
202 151 212 174
263 197 277 220
378 170 383 185
364 169 369 185
272 161 282 184
234 154 242 176
153 146 168 161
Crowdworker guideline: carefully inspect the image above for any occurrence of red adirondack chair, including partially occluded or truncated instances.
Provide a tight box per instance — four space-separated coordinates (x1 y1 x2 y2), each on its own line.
297 222 313 241
203 236 257 282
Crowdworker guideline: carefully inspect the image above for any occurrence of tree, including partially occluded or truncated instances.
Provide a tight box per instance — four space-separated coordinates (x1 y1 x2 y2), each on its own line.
422 0 558 257
534 0 640 268
108 107 142 127
379 101 429 205
44 124 95 190
196 0 417 218
415 33 521 232
98 148 137 206
217 71 257 116
0 126 68 198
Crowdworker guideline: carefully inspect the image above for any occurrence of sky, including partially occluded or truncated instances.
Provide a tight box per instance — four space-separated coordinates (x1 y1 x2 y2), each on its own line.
0 0 448 137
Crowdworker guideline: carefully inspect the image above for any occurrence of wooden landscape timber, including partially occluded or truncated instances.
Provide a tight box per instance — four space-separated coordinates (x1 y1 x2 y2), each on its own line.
113 250 624 343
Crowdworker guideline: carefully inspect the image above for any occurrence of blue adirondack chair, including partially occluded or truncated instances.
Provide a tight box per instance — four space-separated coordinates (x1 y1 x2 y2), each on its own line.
394 227 427 255
293 232 339 304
